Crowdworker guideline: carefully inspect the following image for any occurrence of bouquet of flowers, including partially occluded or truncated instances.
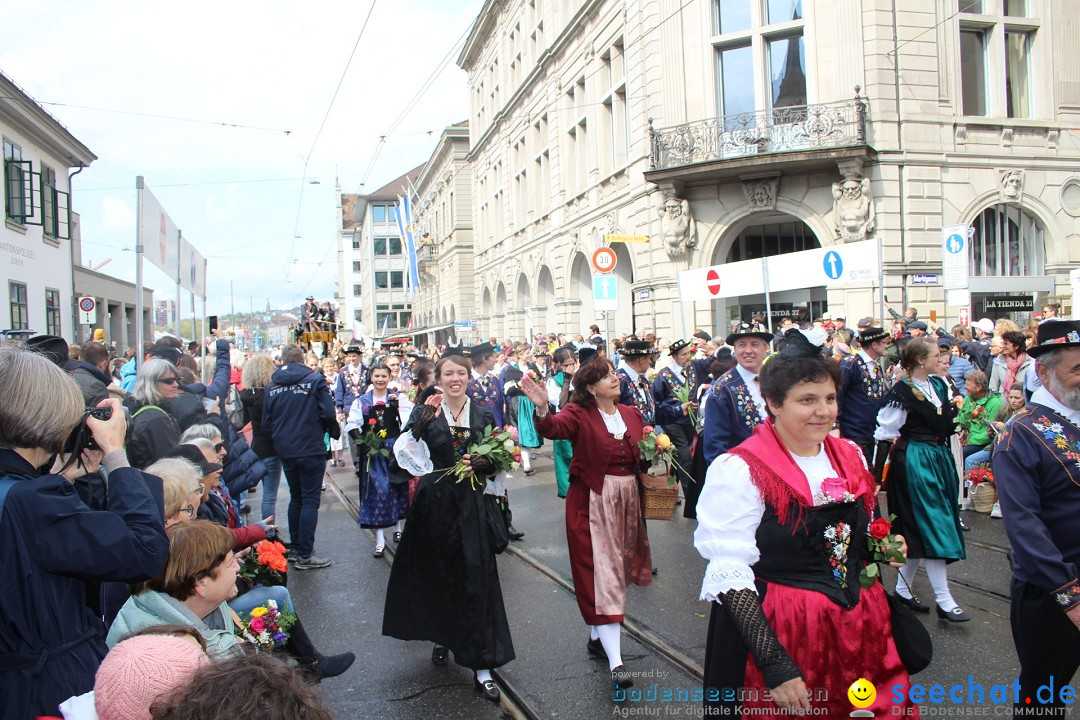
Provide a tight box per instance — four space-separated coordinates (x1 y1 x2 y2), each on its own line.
442 424 520 491
966 463 994 488
638 426 677 485
355 417 390 473
858 514 906 589
238 540 288 587
672 383 699 427
235 599 296 653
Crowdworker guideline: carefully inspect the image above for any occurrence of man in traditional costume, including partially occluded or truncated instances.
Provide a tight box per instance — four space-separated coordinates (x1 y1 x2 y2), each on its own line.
467 343 505 428
992 320 1080 713
617 340 659 427
701 324 774 466
837 326 889 467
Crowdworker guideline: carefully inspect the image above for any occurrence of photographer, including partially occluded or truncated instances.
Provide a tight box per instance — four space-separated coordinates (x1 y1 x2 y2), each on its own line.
0 345 169 720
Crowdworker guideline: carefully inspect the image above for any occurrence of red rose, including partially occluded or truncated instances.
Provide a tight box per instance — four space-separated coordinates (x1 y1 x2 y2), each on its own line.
368 418 377 425
869 517 891 540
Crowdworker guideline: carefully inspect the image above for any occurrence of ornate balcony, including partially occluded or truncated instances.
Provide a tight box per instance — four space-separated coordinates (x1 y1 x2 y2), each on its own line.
646 93 872 187
417 241 438 277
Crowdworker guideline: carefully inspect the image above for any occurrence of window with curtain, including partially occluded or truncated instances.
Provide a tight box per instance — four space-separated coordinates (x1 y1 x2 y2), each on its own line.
969 204 1044 277
958 3 1039 119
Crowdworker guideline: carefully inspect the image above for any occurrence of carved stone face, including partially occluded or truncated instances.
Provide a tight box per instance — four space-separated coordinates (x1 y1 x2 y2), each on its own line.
841 180 862 200
665 200 682 218
748 185 769 205
1002 172 1022 199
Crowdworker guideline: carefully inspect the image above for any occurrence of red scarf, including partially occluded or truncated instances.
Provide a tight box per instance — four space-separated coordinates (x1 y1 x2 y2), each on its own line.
729 420 875 528
1004 352 1028 391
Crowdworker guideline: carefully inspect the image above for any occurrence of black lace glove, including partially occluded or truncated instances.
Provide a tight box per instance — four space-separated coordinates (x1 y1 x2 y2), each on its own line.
411 404 438 440
718 588 801 690
470 455 496 477
873 440 893 484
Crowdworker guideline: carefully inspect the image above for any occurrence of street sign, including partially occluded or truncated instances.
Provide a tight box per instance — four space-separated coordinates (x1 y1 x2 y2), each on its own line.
942 224 969 289
591 247 617 274
958 307 969 326
822 251 843 280
78 296 97 325
635 288 652 301
912 274 940 286
454 321 471 330
706 269 722 296
593 275 618 311
604 234 649 244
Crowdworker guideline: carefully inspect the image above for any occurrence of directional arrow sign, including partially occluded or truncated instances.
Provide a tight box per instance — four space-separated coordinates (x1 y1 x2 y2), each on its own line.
593 275 618 311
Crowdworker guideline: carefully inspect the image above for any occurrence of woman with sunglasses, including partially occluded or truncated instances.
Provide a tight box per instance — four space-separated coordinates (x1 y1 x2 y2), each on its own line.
127 359 183 469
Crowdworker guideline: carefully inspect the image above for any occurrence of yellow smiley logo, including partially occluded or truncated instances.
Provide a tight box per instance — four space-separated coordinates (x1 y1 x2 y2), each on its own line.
847 678 876 709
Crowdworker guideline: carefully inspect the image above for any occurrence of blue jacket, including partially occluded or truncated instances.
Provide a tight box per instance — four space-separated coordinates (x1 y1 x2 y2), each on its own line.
119 357 137 393
0 449 167 719
701 368 764 464
263 364 336 459
837 354 887 441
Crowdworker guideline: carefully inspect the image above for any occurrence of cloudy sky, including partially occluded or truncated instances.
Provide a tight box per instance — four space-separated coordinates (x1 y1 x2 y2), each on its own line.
2 0 484 314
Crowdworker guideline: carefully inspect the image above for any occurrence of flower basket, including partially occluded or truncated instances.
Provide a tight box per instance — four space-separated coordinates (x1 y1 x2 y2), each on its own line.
639 467 679 521
971 482 997 513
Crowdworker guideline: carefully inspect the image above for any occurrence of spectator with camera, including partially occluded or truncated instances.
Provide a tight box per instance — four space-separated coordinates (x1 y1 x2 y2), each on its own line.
0 345 169 720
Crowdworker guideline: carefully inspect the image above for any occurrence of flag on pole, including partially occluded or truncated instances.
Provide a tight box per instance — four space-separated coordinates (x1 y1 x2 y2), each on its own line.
396 194 420 297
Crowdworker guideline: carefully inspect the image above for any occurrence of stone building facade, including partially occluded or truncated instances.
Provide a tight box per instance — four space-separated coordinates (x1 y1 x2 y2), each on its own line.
418 0 1080 342
409 122 478 346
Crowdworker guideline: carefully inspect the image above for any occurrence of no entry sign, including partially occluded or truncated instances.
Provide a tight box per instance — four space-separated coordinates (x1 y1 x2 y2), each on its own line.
706 269 722 296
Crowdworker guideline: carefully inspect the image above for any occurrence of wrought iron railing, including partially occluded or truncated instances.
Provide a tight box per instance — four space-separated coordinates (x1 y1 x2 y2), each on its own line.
649 92 867 171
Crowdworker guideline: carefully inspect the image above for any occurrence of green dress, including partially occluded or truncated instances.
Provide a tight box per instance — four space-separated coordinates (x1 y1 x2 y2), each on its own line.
549 373 572 499
882 377 967 561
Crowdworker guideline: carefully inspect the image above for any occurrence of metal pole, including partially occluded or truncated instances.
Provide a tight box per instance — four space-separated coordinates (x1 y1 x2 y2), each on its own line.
878 235 886 328
762 259 774 336
135 176 145 368
604 309 612 360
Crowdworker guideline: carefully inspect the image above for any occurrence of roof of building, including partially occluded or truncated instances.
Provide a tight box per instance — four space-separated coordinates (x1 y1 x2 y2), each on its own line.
0 68 96 165
364 163 425 199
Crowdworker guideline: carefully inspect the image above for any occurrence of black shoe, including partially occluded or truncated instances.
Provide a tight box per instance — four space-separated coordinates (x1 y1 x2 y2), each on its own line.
393 531 402 543
586 638 605 658
431 645 448 667
959 516 970 531
894 593 931 613
524 468 535 475
314 651 355 680
611 665 634 689
936 605 970 623
240 504 251 515
285 549 298 562
508 525 525 541
651 567 659 576
474 676 501 703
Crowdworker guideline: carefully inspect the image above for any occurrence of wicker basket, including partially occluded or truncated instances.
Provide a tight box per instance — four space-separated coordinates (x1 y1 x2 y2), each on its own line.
639 471 679 521
971 482 997 513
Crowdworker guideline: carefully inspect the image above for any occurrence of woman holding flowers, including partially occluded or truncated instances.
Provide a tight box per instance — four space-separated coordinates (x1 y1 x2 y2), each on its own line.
386 354 514 704
345 363 406 557
694 329 917 718
875 337 968 623
519 357 652 694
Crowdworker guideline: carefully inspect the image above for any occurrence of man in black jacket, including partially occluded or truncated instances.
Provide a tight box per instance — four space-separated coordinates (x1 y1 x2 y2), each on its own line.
263 344 337 570
932 317 994 375
67 341 114 406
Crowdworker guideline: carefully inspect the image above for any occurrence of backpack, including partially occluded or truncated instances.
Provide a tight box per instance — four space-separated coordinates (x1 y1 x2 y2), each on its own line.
225 384 245 431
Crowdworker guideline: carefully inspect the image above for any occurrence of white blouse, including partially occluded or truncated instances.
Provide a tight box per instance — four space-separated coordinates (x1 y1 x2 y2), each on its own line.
694 445 854 602
599 406 628 436
873 376 949 441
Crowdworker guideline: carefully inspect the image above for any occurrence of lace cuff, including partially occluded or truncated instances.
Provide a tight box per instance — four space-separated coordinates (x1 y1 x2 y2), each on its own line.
343 399 365 434
700 558 757 602
393 433 432 476
484 470 509 496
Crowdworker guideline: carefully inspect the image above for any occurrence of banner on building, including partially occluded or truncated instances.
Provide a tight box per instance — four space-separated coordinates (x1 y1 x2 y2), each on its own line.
179 236 207 298
396 194 420 296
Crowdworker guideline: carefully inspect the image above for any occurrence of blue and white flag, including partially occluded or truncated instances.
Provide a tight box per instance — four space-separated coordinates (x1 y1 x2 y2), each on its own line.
396 194 420 296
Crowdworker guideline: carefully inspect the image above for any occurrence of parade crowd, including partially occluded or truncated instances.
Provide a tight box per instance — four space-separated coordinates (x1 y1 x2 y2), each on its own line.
1 299 1078 719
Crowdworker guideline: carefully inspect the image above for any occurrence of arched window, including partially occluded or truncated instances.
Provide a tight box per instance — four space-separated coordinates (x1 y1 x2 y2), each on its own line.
969 204 1044 277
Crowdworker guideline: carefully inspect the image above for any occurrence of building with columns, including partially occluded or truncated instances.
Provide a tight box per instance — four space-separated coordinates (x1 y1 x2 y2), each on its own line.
410 121 477 347
448 0 1080 342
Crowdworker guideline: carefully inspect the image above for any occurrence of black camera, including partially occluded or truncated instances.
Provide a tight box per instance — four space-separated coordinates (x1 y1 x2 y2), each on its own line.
63 406 113 457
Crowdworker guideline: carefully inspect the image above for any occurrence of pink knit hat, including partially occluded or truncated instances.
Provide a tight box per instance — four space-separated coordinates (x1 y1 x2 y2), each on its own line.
95 635 209 720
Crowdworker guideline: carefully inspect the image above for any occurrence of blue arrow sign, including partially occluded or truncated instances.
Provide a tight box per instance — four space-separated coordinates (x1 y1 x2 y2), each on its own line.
823 251 843 280
593 275 618 310
946 233 964 254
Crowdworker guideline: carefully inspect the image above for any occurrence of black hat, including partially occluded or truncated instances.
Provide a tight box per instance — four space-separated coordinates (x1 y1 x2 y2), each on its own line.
776 328 823 359
725 323 775 347
1028 320 1080 358
692 330 712 343
578 346 599 365
907 320 928 332
165 443 223 476
858 327 889 345
27 334 69 367
442 346 466 358
668 339 692 356
469 342 494 359
622 340 658 357
150 346 183 365
345 344 361 355
187 341 200 352
306 296 315 301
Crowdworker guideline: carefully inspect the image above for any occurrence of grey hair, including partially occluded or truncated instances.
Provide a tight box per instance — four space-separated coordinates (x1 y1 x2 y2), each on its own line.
145 457 202 518
186 437 216 455
963 368 989 390
280 344 305 364
0 345 84 453
133 359 179 405
1038 349 1067 375
180 424 223 444
242 353 275 389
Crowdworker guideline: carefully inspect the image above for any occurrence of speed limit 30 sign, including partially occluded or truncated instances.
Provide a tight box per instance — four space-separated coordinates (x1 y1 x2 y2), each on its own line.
591 247 617 274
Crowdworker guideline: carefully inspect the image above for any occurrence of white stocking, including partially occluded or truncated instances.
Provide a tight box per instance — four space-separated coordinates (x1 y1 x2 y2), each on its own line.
475 668 492 683
520 448 532 471
374 528 386 549
925 559 957 612
896 558 920 599
596 622 623 670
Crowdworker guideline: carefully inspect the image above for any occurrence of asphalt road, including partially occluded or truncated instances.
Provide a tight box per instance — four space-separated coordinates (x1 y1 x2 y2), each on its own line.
260 449 1073 719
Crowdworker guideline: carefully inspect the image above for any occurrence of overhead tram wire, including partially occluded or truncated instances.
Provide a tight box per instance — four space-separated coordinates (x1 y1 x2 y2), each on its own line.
286 0 380 282
351 18 475 196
